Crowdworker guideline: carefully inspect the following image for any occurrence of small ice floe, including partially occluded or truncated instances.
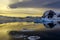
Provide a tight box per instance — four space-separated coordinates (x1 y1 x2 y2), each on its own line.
28 36 40 40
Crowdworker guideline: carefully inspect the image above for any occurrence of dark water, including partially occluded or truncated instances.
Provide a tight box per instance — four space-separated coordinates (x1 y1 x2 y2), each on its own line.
9 30 60 40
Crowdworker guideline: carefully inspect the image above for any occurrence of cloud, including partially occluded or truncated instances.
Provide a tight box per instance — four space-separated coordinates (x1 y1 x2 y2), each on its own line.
43 1 60 9
9 0 60 9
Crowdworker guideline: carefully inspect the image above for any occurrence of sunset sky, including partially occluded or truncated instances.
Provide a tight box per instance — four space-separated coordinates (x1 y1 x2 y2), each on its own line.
0 0 60 12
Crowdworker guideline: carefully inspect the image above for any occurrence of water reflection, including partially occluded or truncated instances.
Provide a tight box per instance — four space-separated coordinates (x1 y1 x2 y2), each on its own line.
1 10 60 40
9 30 60 40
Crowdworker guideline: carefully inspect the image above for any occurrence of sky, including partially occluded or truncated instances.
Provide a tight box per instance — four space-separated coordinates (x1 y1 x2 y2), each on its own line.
0 0 60 11
9 0 60 9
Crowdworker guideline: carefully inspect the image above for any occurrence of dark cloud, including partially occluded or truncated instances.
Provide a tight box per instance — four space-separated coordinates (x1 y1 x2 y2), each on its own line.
9 0 60 9
44 1 60 8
